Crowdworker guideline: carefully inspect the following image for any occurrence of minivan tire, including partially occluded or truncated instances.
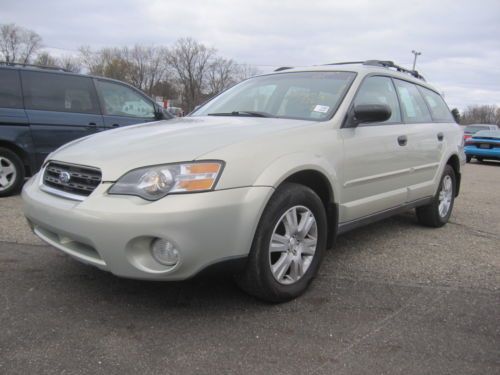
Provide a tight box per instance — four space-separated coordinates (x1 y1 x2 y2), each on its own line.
0 148 25 197
416 165 455 228
235 182 327 303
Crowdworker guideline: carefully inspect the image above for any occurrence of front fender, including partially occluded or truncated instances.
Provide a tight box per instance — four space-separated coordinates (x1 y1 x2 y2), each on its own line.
253 152 341 203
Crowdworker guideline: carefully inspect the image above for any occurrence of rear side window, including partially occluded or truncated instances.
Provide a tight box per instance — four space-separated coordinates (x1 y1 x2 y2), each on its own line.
418 87 454 122
21 71 100 114
0 69 23 109
354 76 401 123
393 79 432 123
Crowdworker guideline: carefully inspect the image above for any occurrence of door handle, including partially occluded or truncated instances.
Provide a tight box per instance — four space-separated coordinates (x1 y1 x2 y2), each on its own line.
397 135 407 146
87 122 97 130
112 123 120 128
437 132 444 141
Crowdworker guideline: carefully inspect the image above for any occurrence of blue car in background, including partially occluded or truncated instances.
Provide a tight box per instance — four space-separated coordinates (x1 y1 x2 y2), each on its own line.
0 63 173 197
464 130 500 163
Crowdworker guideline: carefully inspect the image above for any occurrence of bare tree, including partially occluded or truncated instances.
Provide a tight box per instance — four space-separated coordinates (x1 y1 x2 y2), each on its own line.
167 38 216 112
34 51 58 67
235 63 260 81
206 57 239 95
461 105 499 125
33 51 82 73
0 23 42 63
80 45 168 95
58 55 82 73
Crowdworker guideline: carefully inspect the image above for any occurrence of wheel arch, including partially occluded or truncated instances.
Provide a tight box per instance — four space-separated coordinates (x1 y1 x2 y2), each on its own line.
446 154 461 197
278 169 338 249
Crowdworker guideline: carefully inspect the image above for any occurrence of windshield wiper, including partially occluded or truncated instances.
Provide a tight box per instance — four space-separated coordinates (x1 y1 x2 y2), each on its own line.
208 111 274 118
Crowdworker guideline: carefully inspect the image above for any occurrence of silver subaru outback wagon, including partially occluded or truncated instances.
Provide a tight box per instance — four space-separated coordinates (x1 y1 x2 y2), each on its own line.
23 60 465 302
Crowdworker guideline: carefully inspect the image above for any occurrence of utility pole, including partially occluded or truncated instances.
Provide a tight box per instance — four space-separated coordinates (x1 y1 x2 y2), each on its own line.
411 50 422 71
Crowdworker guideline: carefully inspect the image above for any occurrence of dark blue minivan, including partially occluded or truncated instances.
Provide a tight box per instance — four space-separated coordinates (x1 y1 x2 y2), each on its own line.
0 63 172 196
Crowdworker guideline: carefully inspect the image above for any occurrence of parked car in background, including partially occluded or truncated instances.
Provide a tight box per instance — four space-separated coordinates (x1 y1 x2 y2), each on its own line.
22 60 464 302
464 130 500 163
463 124 498 141
167 106 184 117
0 63 173 197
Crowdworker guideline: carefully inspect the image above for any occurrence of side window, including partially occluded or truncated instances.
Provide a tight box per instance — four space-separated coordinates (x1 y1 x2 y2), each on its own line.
96 80 155 118
393 79 432 123
21 71 100 114
354 76 401 123
418 86 454 122
0 69 23 109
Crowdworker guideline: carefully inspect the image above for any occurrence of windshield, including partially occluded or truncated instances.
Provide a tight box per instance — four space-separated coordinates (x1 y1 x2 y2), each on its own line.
191 71 356 121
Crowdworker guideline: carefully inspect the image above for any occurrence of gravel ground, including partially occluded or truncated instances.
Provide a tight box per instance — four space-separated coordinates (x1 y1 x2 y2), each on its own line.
0 160 499 374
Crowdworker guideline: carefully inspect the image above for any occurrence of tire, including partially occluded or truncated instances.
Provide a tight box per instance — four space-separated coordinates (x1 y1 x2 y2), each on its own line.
236 182 327 303
466 155 471 163
416 165 455 228
477 157 484 163
0 148 25 197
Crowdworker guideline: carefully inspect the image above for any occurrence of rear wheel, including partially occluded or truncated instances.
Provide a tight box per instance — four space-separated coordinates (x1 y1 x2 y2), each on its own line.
236 183 327 303
466 155 472 163
0 148 25 197
477 157 484 163
416 165 455 228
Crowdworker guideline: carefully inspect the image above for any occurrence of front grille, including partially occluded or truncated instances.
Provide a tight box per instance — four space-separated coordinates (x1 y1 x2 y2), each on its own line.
43 162 102 197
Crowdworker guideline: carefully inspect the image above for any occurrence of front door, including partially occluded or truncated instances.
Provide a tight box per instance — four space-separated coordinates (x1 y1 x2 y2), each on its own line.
95 79 157 129
340 76 411 222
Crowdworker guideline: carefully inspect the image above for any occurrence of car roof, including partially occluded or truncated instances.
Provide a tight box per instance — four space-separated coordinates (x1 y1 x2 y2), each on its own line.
0 63 152 96
261 62 440 93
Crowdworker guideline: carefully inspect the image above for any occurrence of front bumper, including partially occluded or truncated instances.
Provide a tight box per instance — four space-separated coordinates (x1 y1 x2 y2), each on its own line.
22 174 273 280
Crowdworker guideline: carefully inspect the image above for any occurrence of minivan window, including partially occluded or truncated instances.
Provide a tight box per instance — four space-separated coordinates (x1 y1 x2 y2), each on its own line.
192 71 356 121
21 71 100 114
97 80 155 118
354 76 401 123
418 86 454 122
0 69 23 109
393 79 432 123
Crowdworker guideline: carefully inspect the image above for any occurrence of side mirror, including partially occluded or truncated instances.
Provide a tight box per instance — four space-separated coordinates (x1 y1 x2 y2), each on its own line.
351 104 391 126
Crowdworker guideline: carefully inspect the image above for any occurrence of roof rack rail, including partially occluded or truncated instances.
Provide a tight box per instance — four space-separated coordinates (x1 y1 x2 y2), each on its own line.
274 66 294 72
0 61 71 73
324 60 425 81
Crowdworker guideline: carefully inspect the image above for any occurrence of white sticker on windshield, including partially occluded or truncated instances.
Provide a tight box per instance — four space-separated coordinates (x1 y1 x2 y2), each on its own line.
313 105 330 113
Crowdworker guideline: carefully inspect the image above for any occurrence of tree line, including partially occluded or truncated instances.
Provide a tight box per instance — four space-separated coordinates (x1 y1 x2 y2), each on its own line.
0 23 258 112
452 105 500 126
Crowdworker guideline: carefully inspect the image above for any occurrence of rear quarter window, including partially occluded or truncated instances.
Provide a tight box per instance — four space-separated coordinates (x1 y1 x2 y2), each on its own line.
0 69 23 109
393 79 432 123
418 86 454 122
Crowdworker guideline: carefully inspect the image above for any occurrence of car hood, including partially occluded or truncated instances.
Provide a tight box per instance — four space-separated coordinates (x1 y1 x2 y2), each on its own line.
50 116 316 180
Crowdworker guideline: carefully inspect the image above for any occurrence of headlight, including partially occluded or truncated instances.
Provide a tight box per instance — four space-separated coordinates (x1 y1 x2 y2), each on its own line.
108 161 224 200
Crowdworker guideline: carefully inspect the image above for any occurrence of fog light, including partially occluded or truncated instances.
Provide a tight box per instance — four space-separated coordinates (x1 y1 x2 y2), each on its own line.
151 238 180 266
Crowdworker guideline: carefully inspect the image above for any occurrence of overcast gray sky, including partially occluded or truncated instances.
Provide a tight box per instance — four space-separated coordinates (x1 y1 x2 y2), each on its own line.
3 0 500 110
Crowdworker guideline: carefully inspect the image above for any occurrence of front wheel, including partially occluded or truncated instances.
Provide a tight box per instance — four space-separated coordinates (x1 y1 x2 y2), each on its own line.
466 155 472 163
416 165 455 227
236 183 327 303
0 148 25 197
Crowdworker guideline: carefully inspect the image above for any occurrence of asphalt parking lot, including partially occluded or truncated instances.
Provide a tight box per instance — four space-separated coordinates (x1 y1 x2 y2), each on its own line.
0 161 499 375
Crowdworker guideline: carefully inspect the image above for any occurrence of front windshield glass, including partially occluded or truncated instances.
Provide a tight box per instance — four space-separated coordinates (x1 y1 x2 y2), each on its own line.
192 71 356 121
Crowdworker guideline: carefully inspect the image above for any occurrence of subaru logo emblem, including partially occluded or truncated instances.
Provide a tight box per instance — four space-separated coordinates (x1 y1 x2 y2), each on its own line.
59 171 71 183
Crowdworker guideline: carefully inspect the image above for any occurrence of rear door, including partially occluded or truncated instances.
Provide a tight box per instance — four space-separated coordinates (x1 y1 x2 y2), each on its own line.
95 79 157 128
21 70 104 167
340 75 411 222
393 79 442 201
